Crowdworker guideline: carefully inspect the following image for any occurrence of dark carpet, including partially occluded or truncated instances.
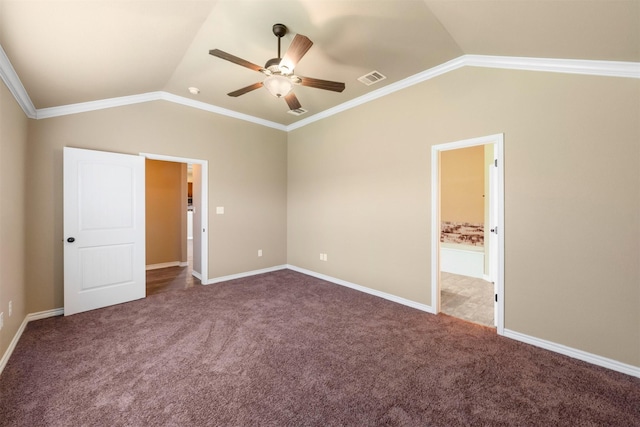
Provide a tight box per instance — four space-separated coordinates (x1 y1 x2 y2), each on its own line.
1 269 638 426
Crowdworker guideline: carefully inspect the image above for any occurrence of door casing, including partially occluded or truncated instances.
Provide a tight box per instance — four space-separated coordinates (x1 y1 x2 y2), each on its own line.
430 133 505 334
141 152 209 283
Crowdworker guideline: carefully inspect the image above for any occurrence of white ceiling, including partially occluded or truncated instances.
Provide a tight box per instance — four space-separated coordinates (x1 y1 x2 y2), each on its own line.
1 0 638 125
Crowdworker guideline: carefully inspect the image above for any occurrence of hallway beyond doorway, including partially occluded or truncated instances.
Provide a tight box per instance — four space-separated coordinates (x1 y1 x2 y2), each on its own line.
146 240 201 296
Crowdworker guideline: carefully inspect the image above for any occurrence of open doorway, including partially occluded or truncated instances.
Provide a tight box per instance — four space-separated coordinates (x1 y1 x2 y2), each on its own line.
431 134 504 334
439 144 492 326
141 153 209 294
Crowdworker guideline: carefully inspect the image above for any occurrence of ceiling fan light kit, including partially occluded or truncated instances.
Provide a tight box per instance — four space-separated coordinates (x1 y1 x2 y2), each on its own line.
209 23 345 112
263 75 293 98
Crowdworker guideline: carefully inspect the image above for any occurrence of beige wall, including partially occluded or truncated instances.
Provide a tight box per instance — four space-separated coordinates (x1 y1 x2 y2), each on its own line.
441 145 485 224
145 159 184 266
26 100 288 312
0 80 29 359
3 64 638 371
288 67 640 366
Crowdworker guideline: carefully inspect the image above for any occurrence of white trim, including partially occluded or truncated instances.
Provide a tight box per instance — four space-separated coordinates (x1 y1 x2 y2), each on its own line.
465 55 640 79
287 56 640 131
287 265 435 314
431 134 505 334
141 153 209 284
2 47 637 127
204 265 288 285
37 92 161 119
35 91 287 130
0 45 36 118
146 261 181 271
159 92 287 131
27 307 65 321
286 266 640 378
286 56 467 131
0 308 63 375
179 261 189 267
503 329 640 379
430 144 440 315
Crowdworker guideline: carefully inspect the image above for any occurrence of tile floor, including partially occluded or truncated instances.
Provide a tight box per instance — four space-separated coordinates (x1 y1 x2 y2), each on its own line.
440 272 495 327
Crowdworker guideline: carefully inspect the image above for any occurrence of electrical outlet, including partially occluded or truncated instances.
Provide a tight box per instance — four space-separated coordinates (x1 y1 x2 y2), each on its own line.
258 249 262 257
8 301 12 317
324 254 328 262
320 253 323 260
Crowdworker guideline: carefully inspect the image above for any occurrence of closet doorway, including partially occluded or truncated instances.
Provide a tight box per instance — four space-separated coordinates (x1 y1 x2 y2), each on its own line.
431 134 504 333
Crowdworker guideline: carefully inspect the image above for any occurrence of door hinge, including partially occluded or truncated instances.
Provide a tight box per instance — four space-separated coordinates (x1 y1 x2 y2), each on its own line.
494 158 498 167
495 294 498 302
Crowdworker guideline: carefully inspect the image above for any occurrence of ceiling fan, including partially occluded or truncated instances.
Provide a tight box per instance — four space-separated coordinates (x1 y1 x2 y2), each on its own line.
209 24 345 111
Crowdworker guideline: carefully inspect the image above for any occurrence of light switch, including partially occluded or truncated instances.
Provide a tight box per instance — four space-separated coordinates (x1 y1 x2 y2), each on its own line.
216 206 224 214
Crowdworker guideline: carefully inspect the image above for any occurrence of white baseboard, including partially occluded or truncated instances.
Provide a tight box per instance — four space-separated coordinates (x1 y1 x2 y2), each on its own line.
503 329 640 378
146 261 182 270
286 266 639 378
0 308 64 375
203 265 288 285
286 265 435 314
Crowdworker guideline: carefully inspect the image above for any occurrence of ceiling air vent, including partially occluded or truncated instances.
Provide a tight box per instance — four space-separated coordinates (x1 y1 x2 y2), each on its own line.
358 70 387 86
287 108 308 116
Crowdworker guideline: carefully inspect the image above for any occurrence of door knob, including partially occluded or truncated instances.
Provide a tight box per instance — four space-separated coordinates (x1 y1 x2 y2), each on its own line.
67 237 75 243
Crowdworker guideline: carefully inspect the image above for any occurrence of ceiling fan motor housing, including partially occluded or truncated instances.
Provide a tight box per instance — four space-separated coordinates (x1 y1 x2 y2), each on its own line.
265 57 282 74
272 23 287 38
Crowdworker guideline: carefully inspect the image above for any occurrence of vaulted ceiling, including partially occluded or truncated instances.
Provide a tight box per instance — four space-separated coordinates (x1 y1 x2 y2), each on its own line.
1 0 638 125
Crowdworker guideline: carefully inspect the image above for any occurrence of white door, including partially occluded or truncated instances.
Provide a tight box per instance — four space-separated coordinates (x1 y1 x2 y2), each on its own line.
489 159 499 326
64 147 145 316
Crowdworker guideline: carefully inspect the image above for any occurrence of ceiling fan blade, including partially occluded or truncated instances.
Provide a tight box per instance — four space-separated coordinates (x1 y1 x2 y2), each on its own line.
284 92 302 111
228 82 263 97
209 49 264 73
299 76 345 93
279 34 313 73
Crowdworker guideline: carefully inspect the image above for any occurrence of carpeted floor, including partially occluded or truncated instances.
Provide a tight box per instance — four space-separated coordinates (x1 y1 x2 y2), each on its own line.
1 269 638 426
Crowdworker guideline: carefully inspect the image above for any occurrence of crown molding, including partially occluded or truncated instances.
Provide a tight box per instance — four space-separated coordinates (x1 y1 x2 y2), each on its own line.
464 55 640 79
159 92 286 131
35 91 286 130
0 45 36 118
286 55 640 131
36 92 162 119
1 47 638 130
286 56 468 131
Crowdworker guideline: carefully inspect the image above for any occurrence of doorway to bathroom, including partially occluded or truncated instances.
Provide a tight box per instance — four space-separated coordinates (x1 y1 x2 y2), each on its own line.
431 134 504 333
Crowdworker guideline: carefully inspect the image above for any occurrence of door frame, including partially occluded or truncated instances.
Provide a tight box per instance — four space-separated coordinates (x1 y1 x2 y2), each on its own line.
141 152 209 283
430 133 505 334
